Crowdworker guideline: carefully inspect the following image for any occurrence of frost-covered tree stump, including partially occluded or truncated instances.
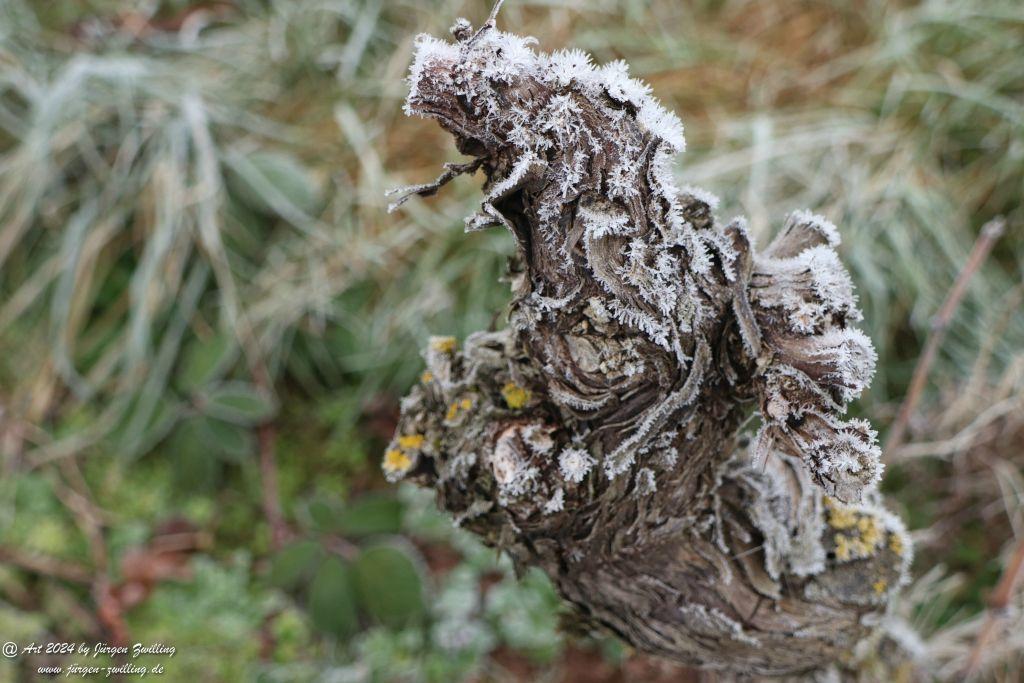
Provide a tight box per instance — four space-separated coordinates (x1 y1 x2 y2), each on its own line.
384 10 915 680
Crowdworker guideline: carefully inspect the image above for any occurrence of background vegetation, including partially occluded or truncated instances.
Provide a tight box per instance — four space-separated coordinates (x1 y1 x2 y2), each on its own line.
0 0 1020 680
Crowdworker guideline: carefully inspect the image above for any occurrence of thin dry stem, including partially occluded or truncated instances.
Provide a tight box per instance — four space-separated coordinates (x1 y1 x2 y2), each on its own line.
885 218 1006 459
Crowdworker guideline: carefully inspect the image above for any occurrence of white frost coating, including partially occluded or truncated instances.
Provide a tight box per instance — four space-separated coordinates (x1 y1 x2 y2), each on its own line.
478 32 538 83
637 99 686 152
490 427 541 499
788 508 828 577
645 429 680 469
729 454 828 579
544 48 595 89
540 94 587 145
802 417 884 497
877 616 926 659
604 343 707 479
391 26 914 665
544 488 565 514
559 447 595 484
605 299 671 350
813 666 843 683
579 205 634 240
803 247 859 317
452 499 494 527
521 423 555 454
486 150 543 200
755 244 860 333
405 34 460 116
706 222 742 282
758 337 885 502
606 161 641 201
809 327 878 402
548 385 612 412
402 22 890 512
679 604 761 648
617 240 682 317
635 467 657 495
440 450 478 484
527 283 582 315
789 209 841 248
680 184 721 210
598 59 652 107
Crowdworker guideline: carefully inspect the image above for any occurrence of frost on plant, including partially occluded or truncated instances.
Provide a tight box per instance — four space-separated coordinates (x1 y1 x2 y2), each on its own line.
384 6 912 678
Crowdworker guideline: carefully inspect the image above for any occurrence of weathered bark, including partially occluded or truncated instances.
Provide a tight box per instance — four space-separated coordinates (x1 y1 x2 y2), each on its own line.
384 10 916 680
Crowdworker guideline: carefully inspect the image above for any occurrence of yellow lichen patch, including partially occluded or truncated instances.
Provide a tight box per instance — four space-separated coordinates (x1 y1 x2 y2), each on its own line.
834 533 852 562
853 537 877 558
444 396 474 422
831 510 887 562
420 370 434 383
430 336 457 354
383 449 412 474
888 531 905 556
398 434 425 450
893 662 915 683
826 501 858 531
873 579 888 595
501 382 530 409
857 515 883 548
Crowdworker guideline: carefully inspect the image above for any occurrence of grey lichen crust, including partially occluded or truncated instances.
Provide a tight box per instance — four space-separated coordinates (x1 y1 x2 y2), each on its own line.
384 10 913 678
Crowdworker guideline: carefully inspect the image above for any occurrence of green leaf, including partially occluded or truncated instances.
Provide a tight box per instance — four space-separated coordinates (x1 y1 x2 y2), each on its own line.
197 417 256 462
336 495 402 537
202 382 276 425
353 545 425 627
269 540 323 590
176 333 237 393
308 557 358 638
307 499 338 534
165 417 219 492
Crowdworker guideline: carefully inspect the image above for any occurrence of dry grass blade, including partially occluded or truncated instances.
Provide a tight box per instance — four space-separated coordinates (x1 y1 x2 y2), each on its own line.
885 218 1006 460
962 536 1024 678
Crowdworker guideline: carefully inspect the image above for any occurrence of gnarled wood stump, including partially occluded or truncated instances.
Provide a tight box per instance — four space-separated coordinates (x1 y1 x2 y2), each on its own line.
384 10 916 680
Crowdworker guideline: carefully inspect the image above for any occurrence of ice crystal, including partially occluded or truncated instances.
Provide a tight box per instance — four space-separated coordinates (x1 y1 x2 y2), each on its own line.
635 467 657 495
544 488 565 514
490 426 541 499
598 60 652 107
637 99 686 152
787 209 841 248
559 447 595 484
545 48 594 88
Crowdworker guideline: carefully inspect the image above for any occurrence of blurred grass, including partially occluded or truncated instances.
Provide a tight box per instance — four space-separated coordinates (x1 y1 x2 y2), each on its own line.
0 0 1021 681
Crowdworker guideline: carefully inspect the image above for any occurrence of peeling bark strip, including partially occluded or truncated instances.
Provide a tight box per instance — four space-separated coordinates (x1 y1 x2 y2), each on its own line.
385 9 916 679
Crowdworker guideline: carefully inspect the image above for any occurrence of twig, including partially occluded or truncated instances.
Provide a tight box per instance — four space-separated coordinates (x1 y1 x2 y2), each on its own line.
234 307 292 553
465 0 507 49
884 218 1005 459
890 395 1020 459
52 458 130 645
53 459 108 572
0 545 93 583
962 535 1024 677
259 423 291 552
386 158 484 213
